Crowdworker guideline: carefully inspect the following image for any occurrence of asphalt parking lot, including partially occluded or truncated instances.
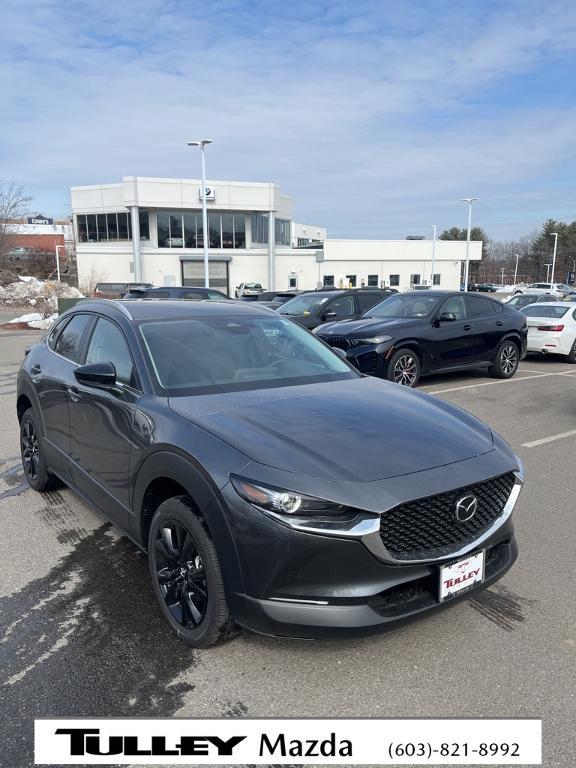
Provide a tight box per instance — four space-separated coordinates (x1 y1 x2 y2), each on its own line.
1 327 575 768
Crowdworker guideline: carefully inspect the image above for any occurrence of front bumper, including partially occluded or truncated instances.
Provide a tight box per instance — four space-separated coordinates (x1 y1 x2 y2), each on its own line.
218 465 522 639
229 538 517 639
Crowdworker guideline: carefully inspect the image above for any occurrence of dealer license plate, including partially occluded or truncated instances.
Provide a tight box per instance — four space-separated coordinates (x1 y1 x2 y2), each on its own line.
439 551 485 601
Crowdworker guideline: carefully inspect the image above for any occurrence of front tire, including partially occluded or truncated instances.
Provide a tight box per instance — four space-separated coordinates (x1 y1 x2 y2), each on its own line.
387 348 421 387
20 408 60 492
148 496 236 647
490 340 519 379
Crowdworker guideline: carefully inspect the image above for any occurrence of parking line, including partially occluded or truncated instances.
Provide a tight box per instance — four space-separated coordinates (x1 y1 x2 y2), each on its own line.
423 372 555 395
522 429 576 448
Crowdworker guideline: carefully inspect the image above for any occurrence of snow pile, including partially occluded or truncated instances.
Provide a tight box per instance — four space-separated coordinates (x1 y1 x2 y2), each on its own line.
0 276 83 307
4 312 59 330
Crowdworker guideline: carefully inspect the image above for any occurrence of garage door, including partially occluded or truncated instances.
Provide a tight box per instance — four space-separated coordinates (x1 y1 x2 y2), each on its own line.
182 261 229 293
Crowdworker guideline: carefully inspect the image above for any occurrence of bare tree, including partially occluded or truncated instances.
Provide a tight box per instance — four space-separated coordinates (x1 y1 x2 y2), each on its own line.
0 181 33 256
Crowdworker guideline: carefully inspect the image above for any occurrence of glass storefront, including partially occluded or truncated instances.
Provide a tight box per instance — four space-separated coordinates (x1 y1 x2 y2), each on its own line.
76 212 149 242
158 211 246 249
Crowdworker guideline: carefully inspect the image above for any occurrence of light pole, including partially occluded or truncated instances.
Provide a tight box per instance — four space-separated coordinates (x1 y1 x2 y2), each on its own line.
461 197 479 291
54 244 64 282
544 263 552 282
500 267 505 285
550 232 558 285
428 224 437 287
513 253 520 287
186 139 213 288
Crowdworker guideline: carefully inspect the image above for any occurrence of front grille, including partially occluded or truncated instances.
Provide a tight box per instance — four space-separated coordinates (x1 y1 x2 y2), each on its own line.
322 335 351 350
379 472 516 561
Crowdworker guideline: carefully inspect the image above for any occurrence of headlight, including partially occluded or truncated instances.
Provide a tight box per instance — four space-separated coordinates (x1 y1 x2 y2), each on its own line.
230 476 347 516
354 335 392 344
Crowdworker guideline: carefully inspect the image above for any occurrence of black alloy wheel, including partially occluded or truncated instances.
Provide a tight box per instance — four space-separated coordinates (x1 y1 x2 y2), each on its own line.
19 408 60 492
154 521 208 628
387 348 421 387
148 496 236 647
21 418 39 482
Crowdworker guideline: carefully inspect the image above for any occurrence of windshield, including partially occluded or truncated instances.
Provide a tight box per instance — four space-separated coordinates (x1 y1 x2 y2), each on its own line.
522 305 569 318
139 315 357 394
365 293 443 318
279 293 334 316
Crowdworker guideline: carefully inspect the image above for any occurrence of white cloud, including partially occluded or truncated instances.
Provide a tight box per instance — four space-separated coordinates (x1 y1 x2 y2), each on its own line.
1 0 576 238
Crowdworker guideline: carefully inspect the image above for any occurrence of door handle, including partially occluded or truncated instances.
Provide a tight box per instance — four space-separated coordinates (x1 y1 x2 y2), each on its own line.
67 385 81 402
463 325 471 331
30 363 42 382
496 321 503 326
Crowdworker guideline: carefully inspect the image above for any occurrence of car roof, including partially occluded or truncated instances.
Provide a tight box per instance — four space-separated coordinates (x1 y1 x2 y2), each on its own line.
72 298 274 321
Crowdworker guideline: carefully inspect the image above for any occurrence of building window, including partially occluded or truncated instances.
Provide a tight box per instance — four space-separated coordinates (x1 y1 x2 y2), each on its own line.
410 273 421 285
77 215 87 242
158 211 246 249
367 274 378 287
233 214 245 248
76 212 138 243
275 218 290 246
117 213 129 240
139 211 150 240
251 213 268 244
433 273 441 285
323 275 334 287
288 275 297 288
389 274 400 286
297 237 310 246
346 274 357 287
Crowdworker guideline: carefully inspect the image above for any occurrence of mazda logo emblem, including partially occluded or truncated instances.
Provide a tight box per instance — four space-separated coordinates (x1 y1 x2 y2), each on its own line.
454 494 478 522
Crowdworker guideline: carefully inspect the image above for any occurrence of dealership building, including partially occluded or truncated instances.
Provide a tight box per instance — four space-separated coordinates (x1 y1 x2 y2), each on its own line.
71 176 481 294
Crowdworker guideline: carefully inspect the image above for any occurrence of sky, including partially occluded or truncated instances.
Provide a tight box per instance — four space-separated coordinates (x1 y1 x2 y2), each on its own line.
1 0 576 241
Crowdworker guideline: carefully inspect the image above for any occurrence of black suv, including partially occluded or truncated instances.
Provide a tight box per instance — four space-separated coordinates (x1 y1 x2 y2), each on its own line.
123 286 230 301
17 299 523 646
316 291 527 386
278 288 397 329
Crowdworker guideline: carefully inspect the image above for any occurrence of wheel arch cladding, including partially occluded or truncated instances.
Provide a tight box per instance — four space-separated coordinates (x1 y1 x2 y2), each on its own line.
133 451 244 595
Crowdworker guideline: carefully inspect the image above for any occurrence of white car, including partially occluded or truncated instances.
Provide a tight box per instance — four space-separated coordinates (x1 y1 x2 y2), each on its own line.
235 282 264 298
514 282 573 298
522 302 576 361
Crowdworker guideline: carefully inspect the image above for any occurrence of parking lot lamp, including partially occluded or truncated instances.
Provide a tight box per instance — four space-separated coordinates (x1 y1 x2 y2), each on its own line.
428 224 437 286
550 232 558 284
513 253 520 286
461 198 479 291
186 139 213 288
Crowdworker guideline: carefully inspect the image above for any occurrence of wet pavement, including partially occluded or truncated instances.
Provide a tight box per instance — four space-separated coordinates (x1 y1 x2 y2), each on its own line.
1 329 575 767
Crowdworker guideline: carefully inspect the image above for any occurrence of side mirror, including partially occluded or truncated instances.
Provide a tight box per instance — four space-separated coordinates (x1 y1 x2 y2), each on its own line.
322 311 338 321
438 312 457 322
332 347 347 359
74 361 118 389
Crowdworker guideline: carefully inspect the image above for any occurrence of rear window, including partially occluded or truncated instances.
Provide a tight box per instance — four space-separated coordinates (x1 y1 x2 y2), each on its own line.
522 306 569 318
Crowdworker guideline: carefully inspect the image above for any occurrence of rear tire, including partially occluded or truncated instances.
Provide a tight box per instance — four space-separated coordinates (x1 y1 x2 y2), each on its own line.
489 341 519 379
20 408 61 492
148 495 237 647
566 338 576 364
387 348 421 387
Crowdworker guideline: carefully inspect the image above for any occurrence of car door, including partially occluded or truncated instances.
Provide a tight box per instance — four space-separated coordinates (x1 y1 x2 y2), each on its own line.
316 294 356 326
464 295 501 360
31 313 95 481
427 295 475 366
68 316 141 531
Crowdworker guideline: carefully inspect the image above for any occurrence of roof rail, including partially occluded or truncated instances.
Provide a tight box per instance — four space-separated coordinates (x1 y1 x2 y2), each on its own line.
80 298 134 320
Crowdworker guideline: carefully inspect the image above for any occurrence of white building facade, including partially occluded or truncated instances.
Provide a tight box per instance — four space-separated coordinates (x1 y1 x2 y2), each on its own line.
71 177 481 294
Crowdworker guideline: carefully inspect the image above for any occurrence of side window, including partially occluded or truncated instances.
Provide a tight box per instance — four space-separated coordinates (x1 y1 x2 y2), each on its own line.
207 291 225 300
490 300 504 312
441 296 467 320
180 291 203 300
54 314 93 363
47 317 70 350
148 290 171 298
85 318 136 387
357 292 383 313
465 296 495 318
325 295 355 318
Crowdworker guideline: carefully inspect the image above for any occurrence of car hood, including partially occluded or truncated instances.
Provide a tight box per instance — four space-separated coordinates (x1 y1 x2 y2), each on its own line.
317 317 422 337
169 377 494 482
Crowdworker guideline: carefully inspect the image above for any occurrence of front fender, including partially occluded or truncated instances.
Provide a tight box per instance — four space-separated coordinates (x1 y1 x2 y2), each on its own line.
131 450 245 595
